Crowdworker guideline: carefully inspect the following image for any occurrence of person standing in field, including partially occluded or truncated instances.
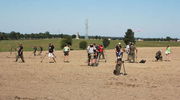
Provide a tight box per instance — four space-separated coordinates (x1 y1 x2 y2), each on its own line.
9 47 16 56
15 44 25 63
115 43 122 59
128 43 138 63
48 43 56 63
98 44 105 59
38 46 43 56
165 45 171 61
63 44 70 62
113 43 126 75
125 42 130 61
87 44 96 66
33 46 37 56
93 43 99 63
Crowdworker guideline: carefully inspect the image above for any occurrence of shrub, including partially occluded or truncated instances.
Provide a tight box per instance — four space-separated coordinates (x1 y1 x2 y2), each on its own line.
103 38 110 48
79 41 87 49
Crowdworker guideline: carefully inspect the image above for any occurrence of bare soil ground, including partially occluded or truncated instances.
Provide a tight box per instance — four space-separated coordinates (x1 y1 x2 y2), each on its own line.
0 47 180 100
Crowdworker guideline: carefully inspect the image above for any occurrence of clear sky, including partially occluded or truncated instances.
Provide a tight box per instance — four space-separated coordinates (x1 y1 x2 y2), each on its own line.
0 0 180 38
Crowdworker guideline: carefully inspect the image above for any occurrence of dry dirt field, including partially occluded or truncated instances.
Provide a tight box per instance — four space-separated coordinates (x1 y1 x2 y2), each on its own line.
0 47 180 100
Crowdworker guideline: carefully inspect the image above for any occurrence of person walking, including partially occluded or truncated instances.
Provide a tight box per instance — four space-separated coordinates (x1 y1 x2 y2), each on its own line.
165 45 171 61
33 46 37 56
48 43 56 63
63 44 70 62
38 46 43 56
15 44 25 63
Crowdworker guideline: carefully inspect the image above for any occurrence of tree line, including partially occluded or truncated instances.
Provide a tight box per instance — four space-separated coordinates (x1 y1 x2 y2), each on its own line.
0 30 178 41
0 31 69 40
0 31 122 40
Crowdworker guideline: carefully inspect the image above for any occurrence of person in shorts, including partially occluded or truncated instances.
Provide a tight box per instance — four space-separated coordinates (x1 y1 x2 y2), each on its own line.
165 45 171 61
63 44 70 62
48 43 56 63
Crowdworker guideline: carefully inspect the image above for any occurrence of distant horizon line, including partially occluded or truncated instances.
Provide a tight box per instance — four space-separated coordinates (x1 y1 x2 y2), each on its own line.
0 31 179 39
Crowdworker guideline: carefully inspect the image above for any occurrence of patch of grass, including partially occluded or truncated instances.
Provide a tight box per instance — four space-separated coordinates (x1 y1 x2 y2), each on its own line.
0 39 180 52
136 41 180 47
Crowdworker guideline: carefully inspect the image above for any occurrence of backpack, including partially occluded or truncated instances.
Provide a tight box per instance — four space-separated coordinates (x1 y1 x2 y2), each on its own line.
139 59 146 63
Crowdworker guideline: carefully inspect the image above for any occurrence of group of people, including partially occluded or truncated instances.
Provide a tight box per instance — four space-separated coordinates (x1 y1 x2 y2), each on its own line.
15 43 71 63
14 42 172 65
87 43 105 66
114 42 138 63
33 46 43 56
155 45 172 61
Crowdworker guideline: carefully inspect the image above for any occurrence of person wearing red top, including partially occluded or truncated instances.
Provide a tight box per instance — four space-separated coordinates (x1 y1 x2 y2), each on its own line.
98 45 105 59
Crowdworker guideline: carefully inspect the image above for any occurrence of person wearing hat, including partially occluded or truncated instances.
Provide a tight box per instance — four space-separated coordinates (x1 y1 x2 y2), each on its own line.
115 42 122 58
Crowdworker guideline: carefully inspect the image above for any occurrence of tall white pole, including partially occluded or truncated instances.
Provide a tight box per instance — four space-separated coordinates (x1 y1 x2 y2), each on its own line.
85 19 89 39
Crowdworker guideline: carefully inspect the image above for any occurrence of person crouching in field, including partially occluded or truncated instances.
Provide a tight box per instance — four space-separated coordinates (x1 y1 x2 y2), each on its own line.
165 45 171 61
63 44 70 63
15 44 25 63
155 50 163 61
48 43 56 63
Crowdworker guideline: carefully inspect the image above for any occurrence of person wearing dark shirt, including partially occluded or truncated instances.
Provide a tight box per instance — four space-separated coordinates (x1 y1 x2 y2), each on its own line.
33 46 37 56
15 44 25 63
38 46 43 56
155 50 163 61
48 43 56 63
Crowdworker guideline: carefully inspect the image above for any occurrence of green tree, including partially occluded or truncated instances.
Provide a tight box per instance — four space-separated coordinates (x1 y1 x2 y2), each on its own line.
79 41 87 49
123 29 135 45
72 34 76 39
166 36 172 41
103 38 110 48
